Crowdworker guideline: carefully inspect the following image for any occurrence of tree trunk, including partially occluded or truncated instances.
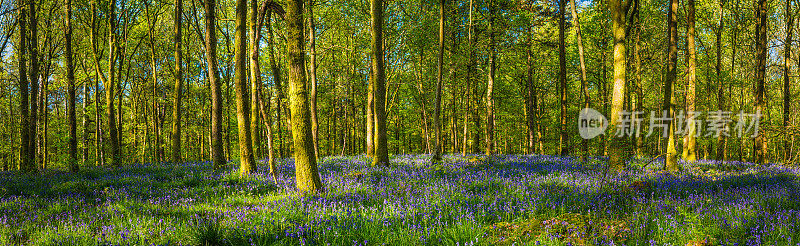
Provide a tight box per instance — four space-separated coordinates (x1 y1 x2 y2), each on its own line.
682 0 698 162
783 0 793 164
66 0 77 171
462 0 474 156
27 0 40 171
204 0 224 170
608 0 630 170
753 0 768 164
371 0 390 166
17 0 32 171
485 0 496 156
558 0 568 156
105 0 120 166
309 0 320 160
234 0 256 176
633 0 644 157
171 0 183 165
257 65 278 184
287 0 323 192
432 0 445 162
366 69 374 157
570 0 589 159
715 0 726 161
664 0 679 172
249 0 262 161
267 8 284 160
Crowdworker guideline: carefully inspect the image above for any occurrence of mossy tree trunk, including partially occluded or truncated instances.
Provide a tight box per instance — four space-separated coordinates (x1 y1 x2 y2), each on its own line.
485 0 495 156
753 0 768 165
371 0 390 167
608 0 631 171
432 0 445 163
106 0 120 167
664 0 680 172
171 0 183 165
203 0 225 170
783 0 793 164
287 0 323 192
682 0 698 162
234 0 256 176
66 0 78 172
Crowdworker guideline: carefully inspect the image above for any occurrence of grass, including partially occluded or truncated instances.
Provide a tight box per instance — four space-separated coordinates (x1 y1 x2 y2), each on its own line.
0 155 798 245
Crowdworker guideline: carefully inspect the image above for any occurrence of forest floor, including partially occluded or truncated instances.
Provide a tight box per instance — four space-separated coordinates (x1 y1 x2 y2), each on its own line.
1 154 799 245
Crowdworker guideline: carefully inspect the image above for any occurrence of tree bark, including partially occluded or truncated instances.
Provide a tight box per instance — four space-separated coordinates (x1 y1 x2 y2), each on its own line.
715 0 726 161
105 0 120 166
485 0 496 156
266 8 284 160
287 0 323 192
664 0 680 172
27 0 39 171
204 0 224 170
66 0 77 171
249 0 262 161
570 0 588 159
171 0 184 164
558 0 568 156
462 0 476 156
17 0 32 171
309 0 320 160
235 0 256 176
371 0 390 166
783 0 793 164
608 0 631 170
753 0 768 164
682 0 698 162
366 67 374 157
432 0 445 162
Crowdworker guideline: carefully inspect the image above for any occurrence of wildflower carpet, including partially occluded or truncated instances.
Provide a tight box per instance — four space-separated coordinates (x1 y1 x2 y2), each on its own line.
1 155 798 245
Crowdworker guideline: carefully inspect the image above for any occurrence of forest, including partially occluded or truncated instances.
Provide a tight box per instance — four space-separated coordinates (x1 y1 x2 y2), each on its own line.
0 0 799 244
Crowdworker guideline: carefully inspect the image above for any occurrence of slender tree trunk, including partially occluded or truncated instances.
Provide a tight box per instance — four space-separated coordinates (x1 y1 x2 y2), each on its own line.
101 0 119 166
432 0 445 162
170 0 183 164
415 49 431 154
783 0 793 164
753 0 768 164
371 0 390 166
27 0 39 171
258 70 278 184
83 68 89 165
66 0 77 171
664 0 679 172
249 0 262 161
462 0 474 156
570 0 588 159
715 0 726 161
525 24 536 155
366 70 374 157
608 0 630 170
204 0 224 170
17 0 32 171
558 0 568 156
287 0 323 192
632 0 644 157
485 0 496 156
235 0 256 176
145 0 160 163
267 9 284 160
682 0 698 162
309 0 320 160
